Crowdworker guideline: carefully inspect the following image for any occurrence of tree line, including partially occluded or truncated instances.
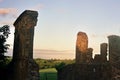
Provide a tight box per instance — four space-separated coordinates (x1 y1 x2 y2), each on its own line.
35 58 75 70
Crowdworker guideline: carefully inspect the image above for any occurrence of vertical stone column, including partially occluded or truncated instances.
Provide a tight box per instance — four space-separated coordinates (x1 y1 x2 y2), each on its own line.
86 48 93 63
12 10 39 80
108 35 120 80
100 43 107 62
76 32 88 64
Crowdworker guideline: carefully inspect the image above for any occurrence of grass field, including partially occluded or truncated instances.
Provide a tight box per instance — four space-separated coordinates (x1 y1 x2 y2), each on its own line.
40 68 57 80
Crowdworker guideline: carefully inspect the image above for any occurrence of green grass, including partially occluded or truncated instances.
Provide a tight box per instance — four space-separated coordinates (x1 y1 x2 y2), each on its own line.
40 68 57 80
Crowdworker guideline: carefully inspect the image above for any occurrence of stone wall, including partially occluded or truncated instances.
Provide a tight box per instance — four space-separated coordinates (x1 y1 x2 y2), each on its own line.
58 31 111 80
108 35 120 80
58 63 111 80
7 10 39 80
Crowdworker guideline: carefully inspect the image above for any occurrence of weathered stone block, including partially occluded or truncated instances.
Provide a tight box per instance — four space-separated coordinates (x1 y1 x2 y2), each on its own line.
76 32 88 64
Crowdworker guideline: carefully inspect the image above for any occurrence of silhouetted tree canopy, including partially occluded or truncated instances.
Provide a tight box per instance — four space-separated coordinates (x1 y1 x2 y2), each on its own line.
0 25 10 64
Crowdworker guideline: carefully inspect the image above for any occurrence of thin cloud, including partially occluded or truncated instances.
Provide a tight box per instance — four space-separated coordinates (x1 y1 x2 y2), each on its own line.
33 49 75 59
35 49 73 53
0 8 18 18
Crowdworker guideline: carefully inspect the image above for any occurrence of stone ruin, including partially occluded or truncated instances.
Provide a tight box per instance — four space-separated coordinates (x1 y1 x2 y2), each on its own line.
2 10 119 80
6 10 39 80
58 31 120 80
76 32 88 63
94 43 107 63
108 35 120 80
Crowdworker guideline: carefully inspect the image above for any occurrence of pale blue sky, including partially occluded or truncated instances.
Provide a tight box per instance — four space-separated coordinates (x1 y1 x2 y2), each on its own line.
1 0 120 59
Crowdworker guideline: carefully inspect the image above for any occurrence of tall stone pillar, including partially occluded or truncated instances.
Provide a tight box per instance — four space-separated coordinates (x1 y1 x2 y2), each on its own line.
12 10 39 80
108 35 120 80
76 32 88 64
100 43 107 62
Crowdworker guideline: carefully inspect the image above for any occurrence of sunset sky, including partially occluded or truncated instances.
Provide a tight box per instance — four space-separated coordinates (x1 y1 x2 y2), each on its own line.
0 0 120 59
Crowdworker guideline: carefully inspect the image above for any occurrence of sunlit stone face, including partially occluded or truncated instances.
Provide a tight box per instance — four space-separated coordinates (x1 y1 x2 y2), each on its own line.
76 32 88 53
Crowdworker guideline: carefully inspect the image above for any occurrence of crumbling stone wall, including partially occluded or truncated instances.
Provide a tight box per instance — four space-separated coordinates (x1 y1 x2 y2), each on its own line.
8 10 39 80
93 43 108 63
58 32 111 80
108 35 120 80
58 63 111 80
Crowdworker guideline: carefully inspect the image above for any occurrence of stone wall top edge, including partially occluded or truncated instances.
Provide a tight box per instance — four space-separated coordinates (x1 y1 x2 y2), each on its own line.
108 35 120 39
13 10 38 27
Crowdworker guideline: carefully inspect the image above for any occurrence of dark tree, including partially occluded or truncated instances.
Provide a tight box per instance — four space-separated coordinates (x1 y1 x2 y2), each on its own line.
0 25 10 80
0 25 10 64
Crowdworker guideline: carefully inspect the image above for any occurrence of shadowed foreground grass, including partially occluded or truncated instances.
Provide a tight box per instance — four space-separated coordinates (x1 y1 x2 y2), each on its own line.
40 68 57 80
